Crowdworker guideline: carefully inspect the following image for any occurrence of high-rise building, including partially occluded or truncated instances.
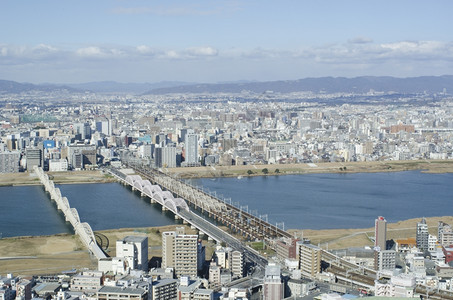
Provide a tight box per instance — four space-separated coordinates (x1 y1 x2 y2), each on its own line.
185 133 199 166
416 217 429 252
154 146 176 168
375 216 387 250
26 146 43 170
263 264 283 300
73 122 91 140
162 229 198 278
297 242 321 277
229 250 244 279
0 151 20 173
116 236 148 271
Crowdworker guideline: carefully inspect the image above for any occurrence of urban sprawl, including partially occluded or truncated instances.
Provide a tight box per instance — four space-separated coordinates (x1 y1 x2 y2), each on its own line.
1 90 453 300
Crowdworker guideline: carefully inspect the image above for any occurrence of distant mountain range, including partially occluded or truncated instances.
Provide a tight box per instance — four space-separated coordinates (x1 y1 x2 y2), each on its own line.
1 76 452 95
0 80 78 94
63 81 194 94
143 76 453 95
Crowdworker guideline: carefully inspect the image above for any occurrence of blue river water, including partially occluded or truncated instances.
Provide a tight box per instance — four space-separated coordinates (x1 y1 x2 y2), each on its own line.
0 171 452 237
0 183 174 238
194 171 453 230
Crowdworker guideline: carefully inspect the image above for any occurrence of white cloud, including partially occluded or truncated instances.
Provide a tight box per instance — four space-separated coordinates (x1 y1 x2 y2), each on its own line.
186 46 218 57
76 46 104 57
1 40 453 82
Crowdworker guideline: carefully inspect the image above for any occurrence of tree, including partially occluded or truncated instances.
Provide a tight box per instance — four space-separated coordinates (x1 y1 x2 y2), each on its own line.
262 168 269 174
275 169 280 174
247 170 253 175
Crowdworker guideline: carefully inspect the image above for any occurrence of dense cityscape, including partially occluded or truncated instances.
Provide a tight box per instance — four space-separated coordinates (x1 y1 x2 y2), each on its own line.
1 88 453 300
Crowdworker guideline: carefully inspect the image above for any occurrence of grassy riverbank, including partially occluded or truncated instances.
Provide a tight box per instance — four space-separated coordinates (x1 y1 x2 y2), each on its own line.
2 216 452 276
1 160 452 186
165 159 453 179
0 170 116 186
0 224 213 276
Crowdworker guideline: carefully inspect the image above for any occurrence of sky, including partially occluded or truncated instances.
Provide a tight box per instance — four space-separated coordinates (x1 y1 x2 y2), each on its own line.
1 0 453 84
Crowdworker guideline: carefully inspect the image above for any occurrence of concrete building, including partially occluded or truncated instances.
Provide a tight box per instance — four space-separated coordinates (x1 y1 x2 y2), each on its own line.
73 122 91 140
70 271 103 292
229 250 244 279
175 234 198 278
15 279 32 300
116 236 149 272
263 264 283 300
162 229 198 278
297 242 321 277
97 286 147 300
48 159 68 172
375 216 387 250
67 144 97 169
416 217 429 252
0 151 20 173
208 261 221 287
154 146 176 168
151 278 178 300
26 146 43 170
287 278 316 298
374 250 396 271
184 133 199 166
439 221 453 247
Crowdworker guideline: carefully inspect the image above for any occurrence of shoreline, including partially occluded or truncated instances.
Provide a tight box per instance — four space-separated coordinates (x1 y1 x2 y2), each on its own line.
164 159 453 179
1 160 453 187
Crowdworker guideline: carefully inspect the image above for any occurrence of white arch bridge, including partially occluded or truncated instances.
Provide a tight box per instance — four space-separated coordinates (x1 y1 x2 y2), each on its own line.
34 166 107 260
123 174 190 214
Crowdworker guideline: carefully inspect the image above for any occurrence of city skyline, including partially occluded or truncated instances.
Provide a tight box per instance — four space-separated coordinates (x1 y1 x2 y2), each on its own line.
1 0 453 84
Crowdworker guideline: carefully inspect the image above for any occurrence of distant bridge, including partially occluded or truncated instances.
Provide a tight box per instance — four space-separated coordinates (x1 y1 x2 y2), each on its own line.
34 166 106 260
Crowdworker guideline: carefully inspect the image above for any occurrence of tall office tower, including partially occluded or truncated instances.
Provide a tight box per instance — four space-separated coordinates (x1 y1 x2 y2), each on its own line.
375 216 387 250
263 264 283 300
416 217 429 252
95 120 112 136
116 236 148 271
162 229 198 278
185 133 199 166
74 122 91 140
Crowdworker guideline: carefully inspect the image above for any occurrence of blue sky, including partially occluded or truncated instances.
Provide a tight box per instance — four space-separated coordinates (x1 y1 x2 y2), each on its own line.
1 0 452 84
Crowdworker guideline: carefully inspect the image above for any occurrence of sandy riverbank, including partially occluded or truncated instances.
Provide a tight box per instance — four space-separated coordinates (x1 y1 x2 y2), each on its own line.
2 216 452 276
0 224 214 276
1 160 452 186
289 216 453 250
165 159 453 179
0 170 116 186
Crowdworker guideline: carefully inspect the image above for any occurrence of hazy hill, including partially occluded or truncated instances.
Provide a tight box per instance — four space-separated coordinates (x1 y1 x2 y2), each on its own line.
65 81 194 94
0 80 78 94
144 75 453 95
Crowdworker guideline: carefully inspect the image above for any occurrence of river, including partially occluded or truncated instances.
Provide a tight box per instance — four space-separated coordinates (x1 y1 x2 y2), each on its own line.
1 171 452 237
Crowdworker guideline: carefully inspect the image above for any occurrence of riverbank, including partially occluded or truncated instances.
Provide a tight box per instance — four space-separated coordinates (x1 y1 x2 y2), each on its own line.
0 224 212 276
2 216 451 276
1 160 452 186
0 170 116 186
289 215 453 250
165 159 453 179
